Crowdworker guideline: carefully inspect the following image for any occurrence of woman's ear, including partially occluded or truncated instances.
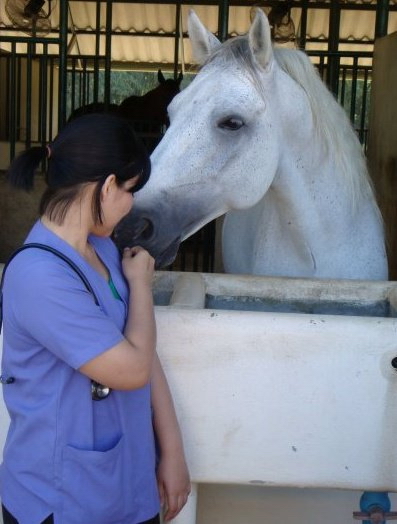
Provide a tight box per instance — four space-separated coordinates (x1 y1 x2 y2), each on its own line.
101 174 117 199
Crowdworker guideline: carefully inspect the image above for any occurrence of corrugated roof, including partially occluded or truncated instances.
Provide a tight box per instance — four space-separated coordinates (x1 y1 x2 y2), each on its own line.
1 2 397 68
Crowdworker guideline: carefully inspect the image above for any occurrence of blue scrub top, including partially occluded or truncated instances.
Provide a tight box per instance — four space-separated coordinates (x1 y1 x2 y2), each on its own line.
0 221 160 524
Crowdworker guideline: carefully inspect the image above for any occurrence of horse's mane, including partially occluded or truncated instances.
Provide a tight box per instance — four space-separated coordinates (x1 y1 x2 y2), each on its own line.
206 37 375 208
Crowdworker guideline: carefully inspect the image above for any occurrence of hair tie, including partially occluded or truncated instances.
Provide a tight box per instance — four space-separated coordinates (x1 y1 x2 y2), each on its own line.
46 145 52 158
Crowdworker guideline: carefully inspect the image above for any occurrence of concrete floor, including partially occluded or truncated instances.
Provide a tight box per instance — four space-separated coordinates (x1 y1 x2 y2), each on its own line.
196 484 397 524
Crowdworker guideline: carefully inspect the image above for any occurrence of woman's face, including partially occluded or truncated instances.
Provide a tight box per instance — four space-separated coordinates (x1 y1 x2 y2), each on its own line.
94 175 139 236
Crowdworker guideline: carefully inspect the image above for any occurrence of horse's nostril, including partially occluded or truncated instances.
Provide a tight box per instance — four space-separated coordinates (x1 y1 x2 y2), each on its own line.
139 218 154 241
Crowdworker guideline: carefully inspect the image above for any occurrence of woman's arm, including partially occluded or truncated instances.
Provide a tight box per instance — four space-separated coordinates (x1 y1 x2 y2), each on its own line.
151 352 191 521
79 247 156 390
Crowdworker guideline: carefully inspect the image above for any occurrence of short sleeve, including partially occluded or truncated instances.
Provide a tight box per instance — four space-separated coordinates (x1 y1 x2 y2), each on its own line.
6 256 125 369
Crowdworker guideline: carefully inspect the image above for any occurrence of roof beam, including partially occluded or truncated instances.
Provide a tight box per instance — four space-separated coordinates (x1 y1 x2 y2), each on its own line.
65 0 396 9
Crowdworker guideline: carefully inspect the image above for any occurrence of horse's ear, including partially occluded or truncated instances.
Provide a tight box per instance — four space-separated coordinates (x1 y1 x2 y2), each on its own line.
188 9 221 65
158 69 166 84
177 71 183 84
249 8 273 69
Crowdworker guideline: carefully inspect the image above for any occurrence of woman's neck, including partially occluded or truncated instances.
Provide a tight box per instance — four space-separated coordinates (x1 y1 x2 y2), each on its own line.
41 215 109 279
40 214 91 257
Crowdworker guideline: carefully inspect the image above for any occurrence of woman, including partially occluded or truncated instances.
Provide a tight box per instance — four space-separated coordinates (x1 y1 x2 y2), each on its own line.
0 114 190 523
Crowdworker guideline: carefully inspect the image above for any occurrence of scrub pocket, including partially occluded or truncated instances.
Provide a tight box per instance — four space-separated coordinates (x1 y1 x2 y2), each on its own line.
61 435 129 523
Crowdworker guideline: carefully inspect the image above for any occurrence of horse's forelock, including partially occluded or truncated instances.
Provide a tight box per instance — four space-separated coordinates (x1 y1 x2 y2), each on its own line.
205 36 266 99
205 36 256 73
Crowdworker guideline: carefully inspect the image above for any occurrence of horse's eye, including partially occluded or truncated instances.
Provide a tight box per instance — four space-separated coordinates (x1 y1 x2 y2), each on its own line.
218 117 244 131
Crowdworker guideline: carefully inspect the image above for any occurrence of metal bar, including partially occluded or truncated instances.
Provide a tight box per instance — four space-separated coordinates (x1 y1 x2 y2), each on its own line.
0 32 380 45
1 50 374 66
79 70 83 106
174 1 181 78
82 59 87 106
298 0 308 50
87 70 92 104
38 56 44 144
49 57 55 140
54 50 371 61
5 56 10 142
350 56 358 128
0 57 4 137
359 67 369 147
375 0 390 39
63 0 397 8
9 44 17 160
307 51 373 59
0 36 60 44
93 0 101 103
218 0 229 42
16 57 21 141
0 32 383 45
0 30 179 39
58 0 69 128
70 58 77 117
340 66 347 107
104 0 113 108
326 0 340 96
25 43 33 148
306 37 376 46
41 44 49 145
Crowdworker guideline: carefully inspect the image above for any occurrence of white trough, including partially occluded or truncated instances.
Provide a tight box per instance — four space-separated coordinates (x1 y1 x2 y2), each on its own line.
152 271 397 523
1 267 397 522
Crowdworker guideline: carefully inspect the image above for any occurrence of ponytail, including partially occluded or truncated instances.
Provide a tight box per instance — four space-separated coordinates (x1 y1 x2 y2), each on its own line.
5 114 150 223
6 146 48 191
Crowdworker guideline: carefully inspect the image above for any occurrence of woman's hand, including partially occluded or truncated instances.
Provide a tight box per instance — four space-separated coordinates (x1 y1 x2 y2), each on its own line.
157 450 191 522
151 353 191 521
121 246 154 286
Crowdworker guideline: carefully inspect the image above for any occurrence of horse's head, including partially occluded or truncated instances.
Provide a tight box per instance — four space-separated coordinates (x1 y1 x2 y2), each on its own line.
157 69 183 100
152 69 183 125
118 69 183 126
113 9 313 268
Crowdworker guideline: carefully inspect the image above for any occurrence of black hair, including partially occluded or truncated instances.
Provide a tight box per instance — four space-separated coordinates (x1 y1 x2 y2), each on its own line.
6 113 151 224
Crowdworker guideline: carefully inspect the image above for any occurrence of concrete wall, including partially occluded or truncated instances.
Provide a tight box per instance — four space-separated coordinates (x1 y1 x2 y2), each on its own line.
0 169 45 262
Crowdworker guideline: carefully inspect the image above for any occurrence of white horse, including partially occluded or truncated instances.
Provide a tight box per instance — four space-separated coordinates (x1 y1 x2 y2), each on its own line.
114 9 388 280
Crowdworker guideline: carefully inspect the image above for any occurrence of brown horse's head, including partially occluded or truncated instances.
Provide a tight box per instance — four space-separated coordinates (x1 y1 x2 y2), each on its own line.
119 69 183 125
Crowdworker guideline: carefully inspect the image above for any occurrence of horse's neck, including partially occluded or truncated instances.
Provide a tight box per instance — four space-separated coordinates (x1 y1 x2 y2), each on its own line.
143 86 165 102
273 150 352 238
222 150 386 279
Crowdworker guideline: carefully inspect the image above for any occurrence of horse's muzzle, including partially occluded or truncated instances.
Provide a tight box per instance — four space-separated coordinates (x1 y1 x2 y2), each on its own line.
113 214 181 269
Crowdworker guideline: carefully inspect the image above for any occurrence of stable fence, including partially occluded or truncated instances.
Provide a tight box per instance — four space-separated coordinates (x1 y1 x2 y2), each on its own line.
311 50 373 150
0 50 58 154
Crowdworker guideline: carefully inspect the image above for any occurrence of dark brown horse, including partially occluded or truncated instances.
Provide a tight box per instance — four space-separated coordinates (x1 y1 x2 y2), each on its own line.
67 102 119 121
68 70 183 126
118 70 183 126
